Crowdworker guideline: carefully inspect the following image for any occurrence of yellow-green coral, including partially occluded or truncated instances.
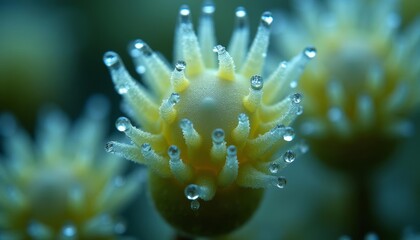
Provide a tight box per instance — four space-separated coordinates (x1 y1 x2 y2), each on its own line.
275 0 420 170
0 96 142 240
104 3 313 237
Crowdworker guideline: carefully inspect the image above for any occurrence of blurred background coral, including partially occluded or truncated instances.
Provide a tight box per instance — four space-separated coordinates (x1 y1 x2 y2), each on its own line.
0 0 419 239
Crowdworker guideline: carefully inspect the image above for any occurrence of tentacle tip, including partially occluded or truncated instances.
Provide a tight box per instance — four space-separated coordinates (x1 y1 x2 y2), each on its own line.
260 11 273 28
103 51 120 67
202 0 215 15
128 39 152 57
179 5 191 24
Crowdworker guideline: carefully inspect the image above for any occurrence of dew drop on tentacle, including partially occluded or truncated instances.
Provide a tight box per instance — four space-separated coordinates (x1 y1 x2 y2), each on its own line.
168 145 181 160
212 128 225 145
175 60 186 71
227 145 237 157
115 117 131 132
103 51 120 68
260 11 273 28
168 93 180 105
184 184 201 200
283 126 295 141
179 5 191 24
276 176 287 189
141 143 152 152
105 142 115 153
103 52 130 95
296 105 304 115
290 93 303 104
269 162 280 174
235 6 247 24
303 46 317 59
250 75 264 90
202 0 215 15
283 150 296 163
213 45 226 54
130 39 153 57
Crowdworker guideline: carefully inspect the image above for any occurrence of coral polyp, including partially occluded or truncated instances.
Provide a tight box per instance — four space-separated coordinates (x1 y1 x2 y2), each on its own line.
104 3 313 237
0 96 142 239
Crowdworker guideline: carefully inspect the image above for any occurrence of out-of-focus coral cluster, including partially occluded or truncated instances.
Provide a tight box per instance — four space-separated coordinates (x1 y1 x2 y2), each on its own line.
0 97 142 239
275 0 420 170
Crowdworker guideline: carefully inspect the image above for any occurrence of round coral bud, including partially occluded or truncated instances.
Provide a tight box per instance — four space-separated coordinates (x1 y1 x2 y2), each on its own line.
148 172 264 237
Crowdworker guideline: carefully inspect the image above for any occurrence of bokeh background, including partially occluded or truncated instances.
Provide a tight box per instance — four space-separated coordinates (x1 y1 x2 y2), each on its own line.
0 0 419 239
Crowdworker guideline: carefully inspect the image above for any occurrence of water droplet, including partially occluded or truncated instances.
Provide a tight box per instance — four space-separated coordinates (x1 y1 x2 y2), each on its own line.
227 145 237 156
116 83 129 94
141 143 151 152
213 45 226 54
175 60 186 71
168 93 180 105
179 5 191 23
185 184 200 200
238 113 248 123
280 61 287 69
283 127 295 141
115 117 131 132
212 128 225 144
296 105 304 115
130 39 152 57
250 75 263 90
103 51 119 67
105 142 114 153
235 7 247 28
179 118 192 130
303 47 317 59
202 0 215 15
61 224 76 237
283 150 295 163
276 176 287 189
290 93 302 104
269 162 279 174
236 7 246 18
168 145 180 159
261 11 273 27
190 200 200 210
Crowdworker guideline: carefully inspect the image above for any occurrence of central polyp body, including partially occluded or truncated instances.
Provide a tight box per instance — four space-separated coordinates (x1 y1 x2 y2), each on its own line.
166 69 249 169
